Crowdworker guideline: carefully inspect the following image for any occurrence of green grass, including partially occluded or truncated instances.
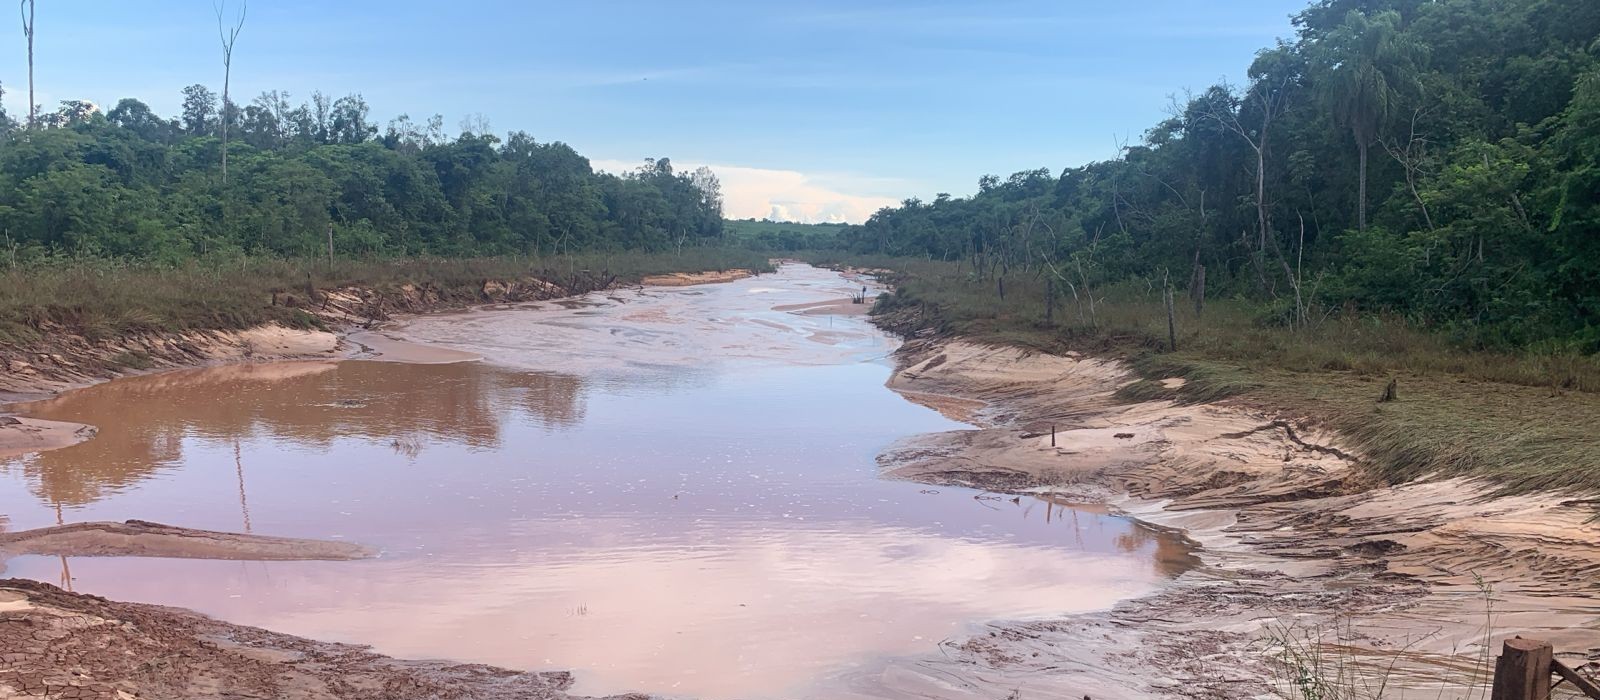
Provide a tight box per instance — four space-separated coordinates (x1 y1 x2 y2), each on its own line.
808 254 1600 494
0 248 774 347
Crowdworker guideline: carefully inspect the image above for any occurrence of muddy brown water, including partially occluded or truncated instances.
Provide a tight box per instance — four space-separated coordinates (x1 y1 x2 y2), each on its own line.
0 263 1195 699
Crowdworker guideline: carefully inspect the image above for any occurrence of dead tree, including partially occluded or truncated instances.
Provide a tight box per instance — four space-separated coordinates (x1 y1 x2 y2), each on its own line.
215 0 246 184
1198 78 1292 295
1383 106 1437 235
19 0 34 129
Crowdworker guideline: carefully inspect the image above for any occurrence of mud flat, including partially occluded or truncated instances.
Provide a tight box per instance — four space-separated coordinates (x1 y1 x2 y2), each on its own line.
823 338 1600 698
0 578 638 700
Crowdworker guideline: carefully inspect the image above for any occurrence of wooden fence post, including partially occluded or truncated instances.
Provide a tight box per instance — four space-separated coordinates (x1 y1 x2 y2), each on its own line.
1492 637 1553 700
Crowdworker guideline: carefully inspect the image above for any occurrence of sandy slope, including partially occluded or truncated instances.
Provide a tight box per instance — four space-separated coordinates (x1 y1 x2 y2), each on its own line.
820 338 1600 698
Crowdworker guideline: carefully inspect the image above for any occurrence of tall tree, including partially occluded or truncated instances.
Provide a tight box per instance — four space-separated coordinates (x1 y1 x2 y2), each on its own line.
18 0 34 130
214 0 246 183
180 84 218 135
1316 10 1422 231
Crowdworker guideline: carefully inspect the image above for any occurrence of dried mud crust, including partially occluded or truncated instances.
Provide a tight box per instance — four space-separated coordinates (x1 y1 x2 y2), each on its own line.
0 579 646 700
832 337 1600 699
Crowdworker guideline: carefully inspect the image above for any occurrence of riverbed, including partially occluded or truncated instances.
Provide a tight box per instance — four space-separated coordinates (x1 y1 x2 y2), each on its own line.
0 263 1193 699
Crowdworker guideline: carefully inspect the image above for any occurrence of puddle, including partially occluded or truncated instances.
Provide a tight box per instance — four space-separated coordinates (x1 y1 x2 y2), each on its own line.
0 263 1194 699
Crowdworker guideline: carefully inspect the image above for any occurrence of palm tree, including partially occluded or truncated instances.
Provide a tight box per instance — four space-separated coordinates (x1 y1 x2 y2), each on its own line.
1318 10 1423 231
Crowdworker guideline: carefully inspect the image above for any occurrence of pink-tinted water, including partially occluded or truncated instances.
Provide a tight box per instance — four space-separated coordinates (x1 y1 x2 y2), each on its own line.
0 264 1192 699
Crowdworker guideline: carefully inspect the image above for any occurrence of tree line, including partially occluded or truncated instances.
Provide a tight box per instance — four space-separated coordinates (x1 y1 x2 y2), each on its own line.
839 0 1600 351
0 88 726 262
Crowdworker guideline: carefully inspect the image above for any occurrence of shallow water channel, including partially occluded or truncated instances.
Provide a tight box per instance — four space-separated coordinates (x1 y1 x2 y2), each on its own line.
1 263 1193 699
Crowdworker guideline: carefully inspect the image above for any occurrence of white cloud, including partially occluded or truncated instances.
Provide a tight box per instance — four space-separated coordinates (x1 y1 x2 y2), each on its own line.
591 159 901 224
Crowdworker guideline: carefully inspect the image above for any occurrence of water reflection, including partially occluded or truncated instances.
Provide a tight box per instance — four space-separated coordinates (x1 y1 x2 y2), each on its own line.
0 264 1195 700
3 361 585 507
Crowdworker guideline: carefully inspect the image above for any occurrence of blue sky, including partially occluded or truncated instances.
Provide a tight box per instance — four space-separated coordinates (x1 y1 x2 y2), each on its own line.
2 0 1307 222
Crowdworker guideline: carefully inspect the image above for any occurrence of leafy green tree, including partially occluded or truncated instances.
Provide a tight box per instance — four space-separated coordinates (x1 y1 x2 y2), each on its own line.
1313 10 1424 231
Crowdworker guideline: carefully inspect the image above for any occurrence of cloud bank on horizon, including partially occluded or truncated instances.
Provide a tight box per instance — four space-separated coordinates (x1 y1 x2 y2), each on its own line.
591 159 899 224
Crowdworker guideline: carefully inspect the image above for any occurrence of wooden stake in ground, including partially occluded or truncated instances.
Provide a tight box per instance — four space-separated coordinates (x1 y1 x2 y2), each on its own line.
1491 637 1552 700
1379 378 1398 403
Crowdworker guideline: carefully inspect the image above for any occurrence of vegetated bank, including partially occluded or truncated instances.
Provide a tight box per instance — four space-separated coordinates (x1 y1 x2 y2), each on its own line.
826 255 1600 495
0 85 771 394
811 0 1600 494
0 249 771 397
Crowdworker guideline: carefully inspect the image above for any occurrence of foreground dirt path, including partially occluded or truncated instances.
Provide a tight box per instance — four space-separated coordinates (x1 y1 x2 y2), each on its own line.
0 578 646 700
817 338 1600 698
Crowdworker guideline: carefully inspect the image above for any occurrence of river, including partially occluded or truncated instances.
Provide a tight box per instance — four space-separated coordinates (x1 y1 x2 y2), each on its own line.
0 263 1192 699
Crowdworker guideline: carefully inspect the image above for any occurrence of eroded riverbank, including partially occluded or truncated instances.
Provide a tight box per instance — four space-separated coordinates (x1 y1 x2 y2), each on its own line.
0 263 1194 700
853 338 1600 698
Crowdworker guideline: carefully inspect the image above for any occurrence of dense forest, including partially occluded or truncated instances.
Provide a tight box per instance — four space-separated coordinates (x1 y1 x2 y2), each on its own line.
723 219 847 251
840 0 1600 351
0 88 725 261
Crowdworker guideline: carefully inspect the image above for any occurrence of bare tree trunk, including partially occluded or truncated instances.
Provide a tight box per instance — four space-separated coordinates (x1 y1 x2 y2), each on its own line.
1295 213 1306 328
1163 271 1177 352
1045 277 1054 324
1357 140 1368 232
215 1 247 184
20 0 34 130
1256 143 1268 257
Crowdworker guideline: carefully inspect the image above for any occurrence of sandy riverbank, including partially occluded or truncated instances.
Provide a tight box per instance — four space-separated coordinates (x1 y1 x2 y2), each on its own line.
0 578 643 700
819 338 1600 698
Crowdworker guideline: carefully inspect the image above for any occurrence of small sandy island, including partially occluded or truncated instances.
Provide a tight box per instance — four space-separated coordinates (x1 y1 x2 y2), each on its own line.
0 417 98 460
638 269 752 286
0 520 375 572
